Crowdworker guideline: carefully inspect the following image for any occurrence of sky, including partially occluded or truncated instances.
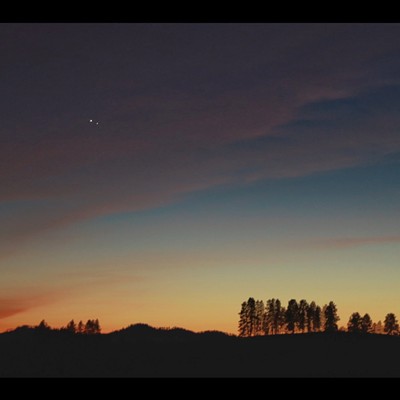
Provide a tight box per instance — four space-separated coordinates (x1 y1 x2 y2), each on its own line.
1 23 400 333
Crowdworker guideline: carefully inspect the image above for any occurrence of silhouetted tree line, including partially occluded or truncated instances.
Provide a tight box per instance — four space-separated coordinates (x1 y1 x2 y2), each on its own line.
347 312 399 335
34 319 101 334
239 298 337 336
238 298 399 336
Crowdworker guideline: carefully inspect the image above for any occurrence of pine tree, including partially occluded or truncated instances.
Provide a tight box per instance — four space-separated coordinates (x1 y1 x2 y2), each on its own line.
77 320 85 334
85 320 93 334
384 313 399 335
37 320 50 331
262 301 270 335
266 299 276 335
307 301 316 332
324 301 339 332
286 299 299 334
85 319 100 334
321 304 327 331
373 320 383 334
298 299 308 333
361 314 372 334
239 299 259 337
238 302 248 337
255 300 265 336
275 299 285 334
246 298 257 337
347 312 362 333
314 305 322 332
93 319 101 334
66 320 76 333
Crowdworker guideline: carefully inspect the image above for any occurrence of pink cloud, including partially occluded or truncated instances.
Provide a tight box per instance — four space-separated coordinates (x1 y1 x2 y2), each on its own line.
0 291 59 320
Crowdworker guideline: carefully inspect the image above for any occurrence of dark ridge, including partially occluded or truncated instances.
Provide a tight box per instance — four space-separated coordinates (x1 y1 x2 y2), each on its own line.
1 326 400 377
109 323 196 342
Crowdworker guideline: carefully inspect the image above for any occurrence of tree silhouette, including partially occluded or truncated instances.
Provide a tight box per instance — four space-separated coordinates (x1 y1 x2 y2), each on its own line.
66 320 76 333
85 320 93 334
246 298 257 337
324 301 339 332
313 305 322 332
238 298 259 337
286 299 299 334
85 319 101 334
238 302 248 337
306 301 316 332
321 304 327 330
384 313 399 335
263 299 271 335
298 299 308 333
265 298 275 335
275 300 286 334
236 297 392 336
37 320 50 331
347 312 362 333
266 298 285 335
255 300 265 336
77 320 84 334
372 320 383 334
361 314 373 334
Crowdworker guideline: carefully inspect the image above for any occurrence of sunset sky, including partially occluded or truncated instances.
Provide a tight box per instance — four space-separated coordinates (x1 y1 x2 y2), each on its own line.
1 23 400 333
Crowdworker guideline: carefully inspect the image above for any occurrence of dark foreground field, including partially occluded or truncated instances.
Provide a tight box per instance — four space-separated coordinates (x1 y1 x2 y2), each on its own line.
1 325 399 377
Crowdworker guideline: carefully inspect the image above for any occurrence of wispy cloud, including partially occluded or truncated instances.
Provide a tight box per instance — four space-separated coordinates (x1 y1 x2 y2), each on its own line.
0 291 60 320
0 272 144 325
2 24 400 252
311 235 400 250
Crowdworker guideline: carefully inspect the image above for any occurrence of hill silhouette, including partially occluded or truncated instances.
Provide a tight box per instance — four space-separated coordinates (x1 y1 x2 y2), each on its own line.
1 324 399 377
